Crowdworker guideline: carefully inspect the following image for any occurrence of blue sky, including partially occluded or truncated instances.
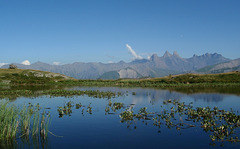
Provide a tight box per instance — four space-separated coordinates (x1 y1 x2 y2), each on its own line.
1 0 240 65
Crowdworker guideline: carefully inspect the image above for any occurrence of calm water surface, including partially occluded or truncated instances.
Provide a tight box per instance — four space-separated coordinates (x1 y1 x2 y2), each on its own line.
2 86 240 149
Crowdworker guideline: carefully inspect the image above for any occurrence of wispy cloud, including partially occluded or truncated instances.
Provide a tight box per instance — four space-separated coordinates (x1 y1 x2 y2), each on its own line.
53 62 60 65
107 61 114 64
126 44 143 60
21 60 31 65
0 63 8 67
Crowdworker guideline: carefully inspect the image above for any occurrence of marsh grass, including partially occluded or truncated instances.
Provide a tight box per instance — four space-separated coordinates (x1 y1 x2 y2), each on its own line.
0 102 51 143
0 102 18 140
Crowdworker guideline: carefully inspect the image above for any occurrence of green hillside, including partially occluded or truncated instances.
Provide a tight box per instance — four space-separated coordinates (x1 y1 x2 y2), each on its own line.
1 68 240 87
78 71 240 87
0 69 76 85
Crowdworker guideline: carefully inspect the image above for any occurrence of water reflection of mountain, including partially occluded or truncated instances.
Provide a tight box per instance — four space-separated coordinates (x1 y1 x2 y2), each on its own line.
72 87 228 104
2 86 237 104
131 89 225 104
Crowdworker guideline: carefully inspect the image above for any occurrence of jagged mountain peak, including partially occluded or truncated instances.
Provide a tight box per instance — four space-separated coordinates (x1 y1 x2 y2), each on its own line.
173 51 181 58
163 51 172 58
0 51 232 79
150 54 159 61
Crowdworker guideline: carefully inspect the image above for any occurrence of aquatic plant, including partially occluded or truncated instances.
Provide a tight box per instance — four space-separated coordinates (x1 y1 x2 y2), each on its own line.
40 111 51 140
159 101 240 143
108 100 112 106
76 103 82 109
112 102 124 110
87 104 92 114
0 102 18 140
105 107 110 113
57 101 93 117
57 101 73 117
0 89 123 100
120 111 133 121
117 100 240 144
0 102 51 143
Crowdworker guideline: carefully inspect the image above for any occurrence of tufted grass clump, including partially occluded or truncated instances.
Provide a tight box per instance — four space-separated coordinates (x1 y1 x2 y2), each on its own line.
0 102 50 141
0 102 18 140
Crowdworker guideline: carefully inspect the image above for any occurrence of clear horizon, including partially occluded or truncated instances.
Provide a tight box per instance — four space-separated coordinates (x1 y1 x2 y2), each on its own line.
1 0 240 65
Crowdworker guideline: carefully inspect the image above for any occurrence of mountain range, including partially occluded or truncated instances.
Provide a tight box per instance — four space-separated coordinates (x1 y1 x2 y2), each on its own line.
1 51 238 79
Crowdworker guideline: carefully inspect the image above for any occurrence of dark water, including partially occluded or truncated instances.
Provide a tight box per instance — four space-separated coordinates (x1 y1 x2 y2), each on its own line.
2 86 240 149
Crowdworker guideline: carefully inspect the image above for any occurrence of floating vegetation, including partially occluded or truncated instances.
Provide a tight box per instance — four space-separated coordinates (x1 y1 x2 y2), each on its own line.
117 100 240 144
87 104 92 114
57 101 74 117
112 102 124 110
156 100 240 143
105 107 110 113
120 111 133 121
57 101 93 117
76 103 82 109
108 100 112 106
0 102 50 143
0 89 123 100
104 101 124 114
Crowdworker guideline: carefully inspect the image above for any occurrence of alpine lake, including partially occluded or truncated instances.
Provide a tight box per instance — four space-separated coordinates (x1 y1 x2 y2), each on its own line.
1 85 240 149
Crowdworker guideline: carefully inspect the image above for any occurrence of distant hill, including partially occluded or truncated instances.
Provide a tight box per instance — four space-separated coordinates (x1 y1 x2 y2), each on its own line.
0 69 75 85
1 52 230 79
197 58 240 74
99 67 143 80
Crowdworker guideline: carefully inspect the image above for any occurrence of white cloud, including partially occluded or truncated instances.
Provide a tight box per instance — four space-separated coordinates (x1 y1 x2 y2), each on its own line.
126 44 143 60
21 60 31 65
53 62 60 65
108 61 114 64
0 63 8 67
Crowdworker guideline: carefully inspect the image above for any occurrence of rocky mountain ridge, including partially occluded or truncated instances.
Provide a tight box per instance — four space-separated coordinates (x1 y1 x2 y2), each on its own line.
1 52 232 79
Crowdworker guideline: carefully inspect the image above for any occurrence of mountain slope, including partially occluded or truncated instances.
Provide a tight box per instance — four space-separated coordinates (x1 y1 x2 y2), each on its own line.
99 67 143 80
197 58 240 73
1 52 230 79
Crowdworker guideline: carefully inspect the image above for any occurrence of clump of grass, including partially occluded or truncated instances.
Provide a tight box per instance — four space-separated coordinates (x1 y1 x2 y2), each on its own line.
0 102 51 142
40 111 51 140
0 102 18 140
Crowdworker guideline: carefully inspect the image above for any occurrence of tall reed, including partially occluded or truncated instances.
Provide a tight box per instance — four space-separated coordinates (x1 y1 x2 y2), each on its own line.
0 102 19 140
0 102 51 142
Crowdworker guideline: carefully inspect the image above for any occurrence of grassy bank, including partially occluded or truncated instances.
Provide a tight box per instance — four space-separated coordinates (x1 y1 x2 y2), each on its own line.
1 69 240 87
0 69 76 85
67 71 240 87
